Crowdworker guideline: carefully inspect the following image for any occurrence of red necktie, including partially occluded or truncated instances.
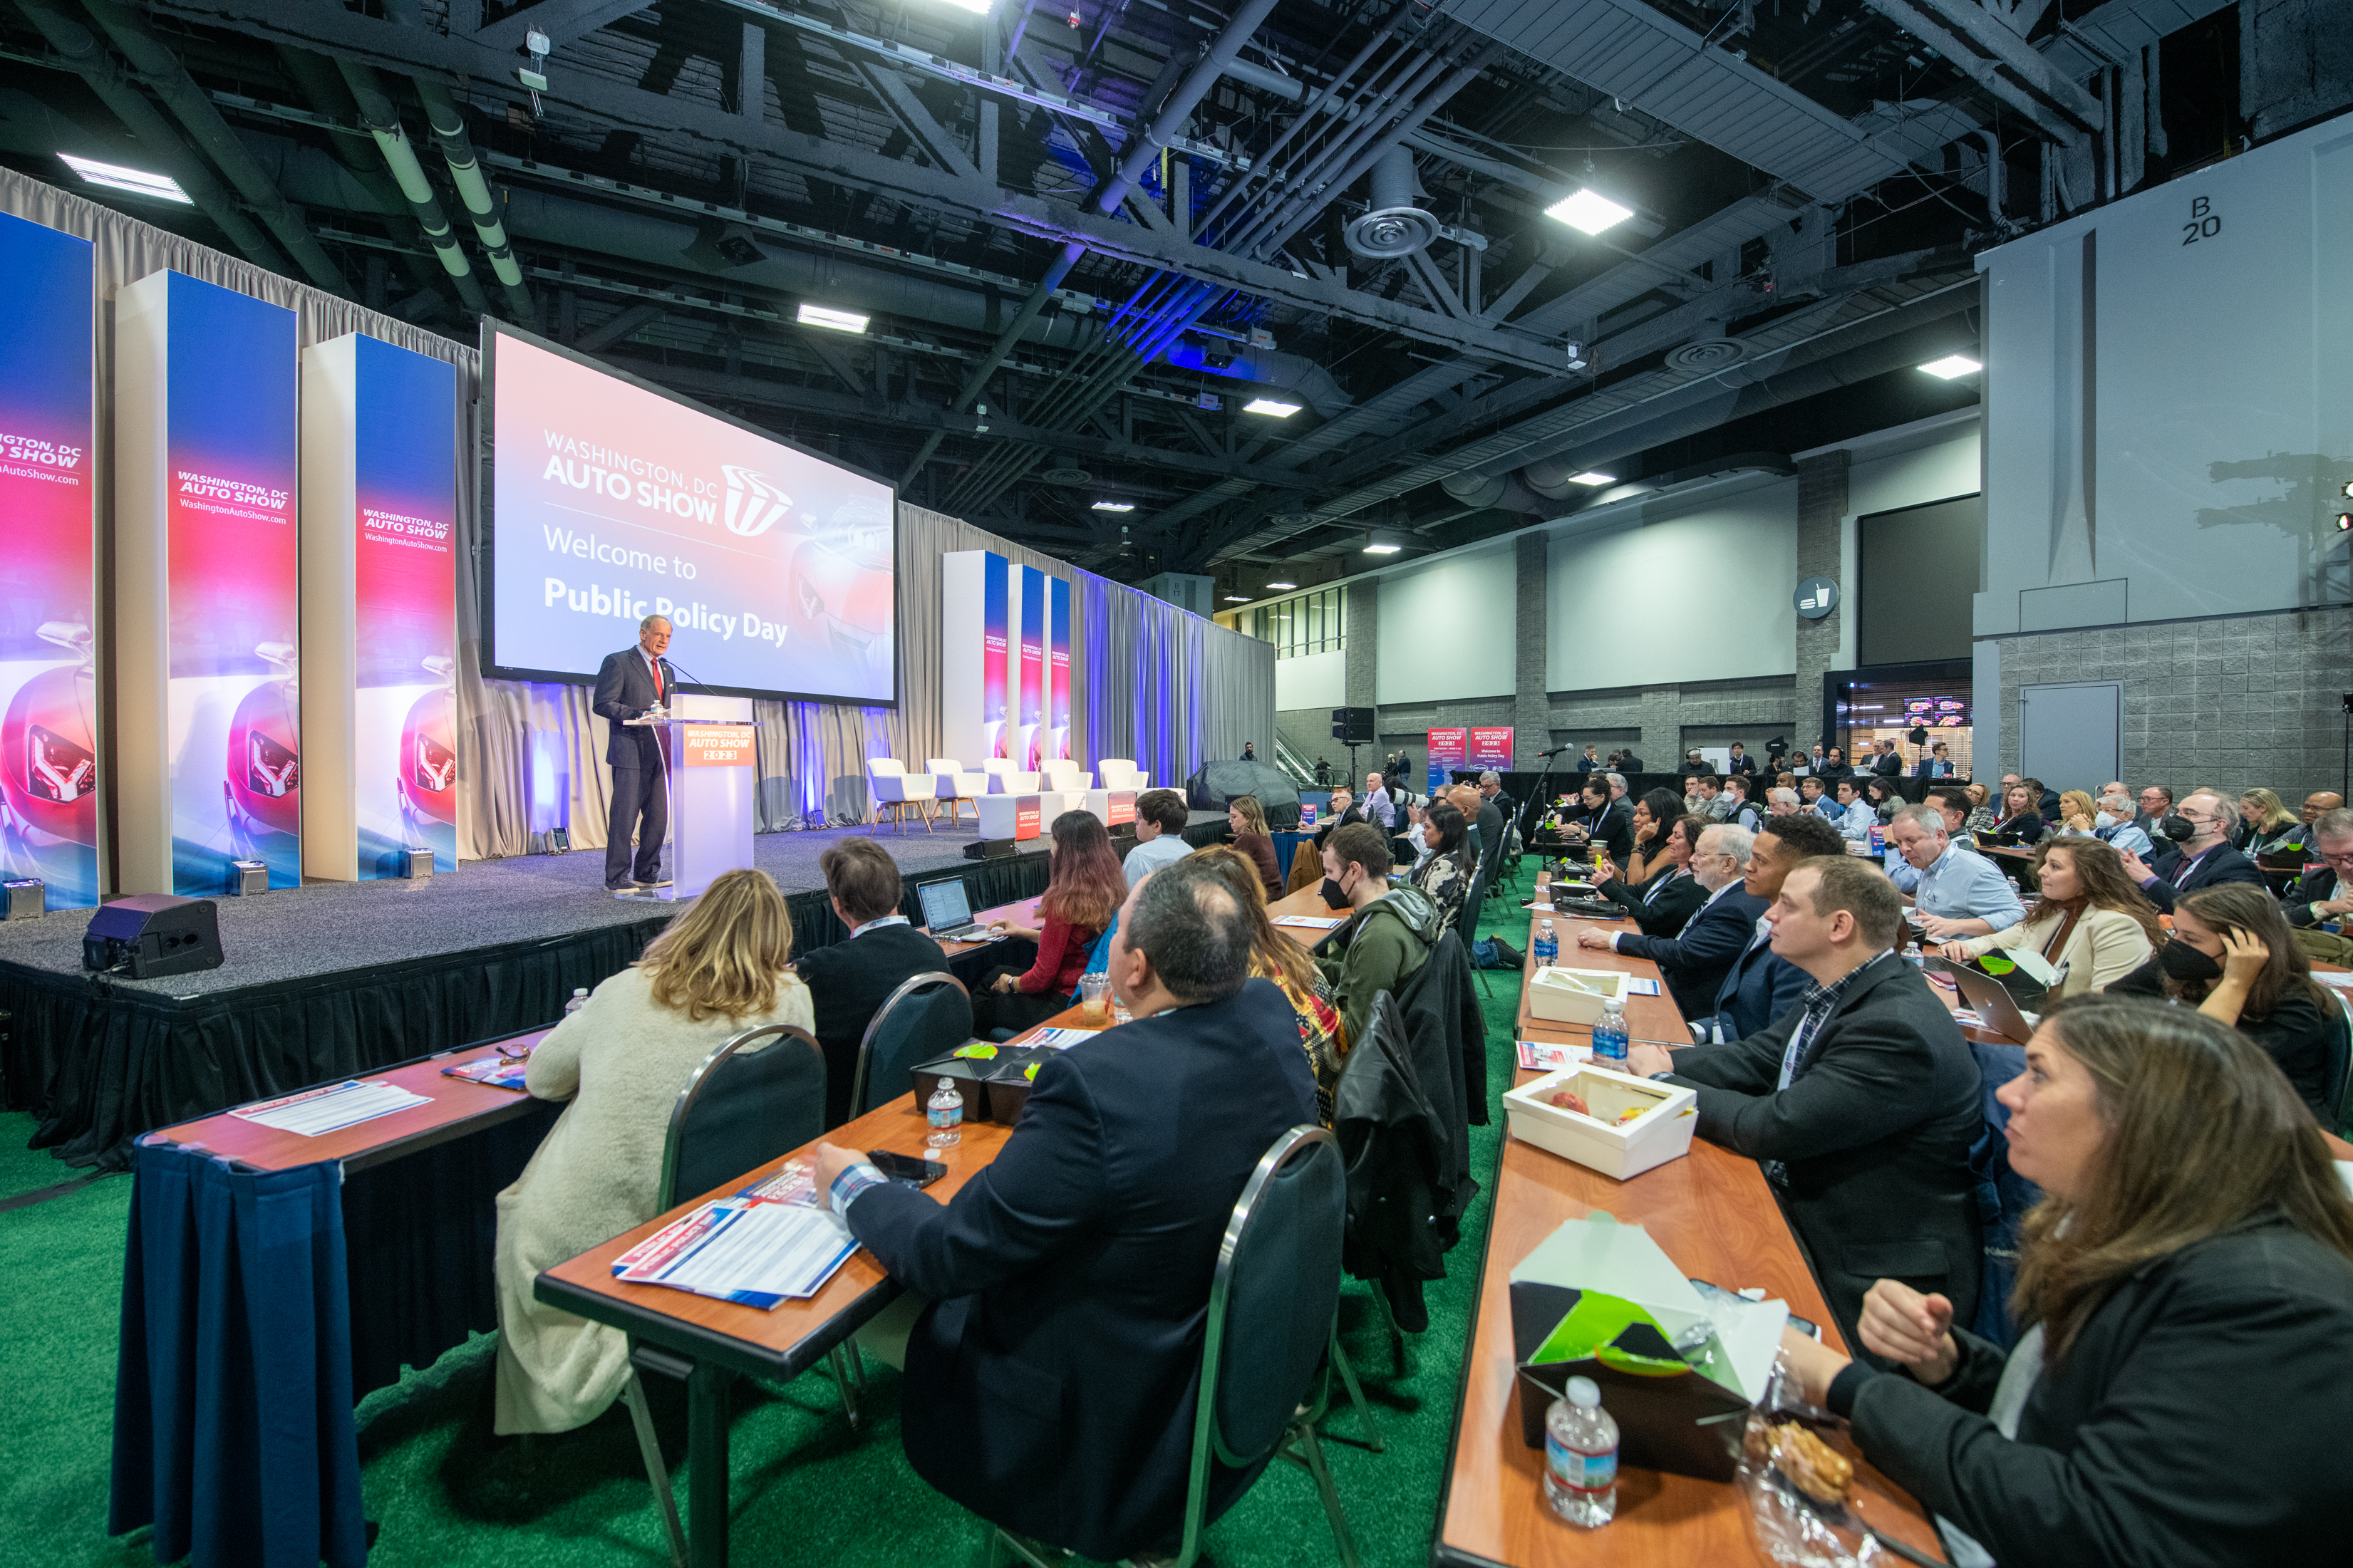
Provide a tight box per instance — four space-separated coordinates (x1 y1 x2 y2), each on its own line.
652 658 663 697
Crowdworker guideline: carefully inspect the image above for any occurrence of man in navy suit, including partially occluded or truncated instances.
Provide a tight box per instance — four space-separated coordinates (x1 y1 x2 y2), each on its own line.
590 614 677 892
1912 741 1955 778
1692 811 1846 1042
812 860 1318 1561
1580 821 1766 1018
2119 788 2265 913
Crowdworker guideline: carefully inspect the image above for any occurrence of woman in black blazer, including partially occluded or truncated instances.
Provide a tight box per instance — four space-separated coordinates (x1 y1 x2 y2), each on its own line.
1775 995 2353 1567
1588 813 1709 937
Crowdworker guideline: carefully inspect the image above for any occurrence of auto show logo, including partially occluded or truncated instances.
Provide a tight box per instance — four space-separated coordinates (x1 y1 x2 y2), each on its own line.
720 464 792 538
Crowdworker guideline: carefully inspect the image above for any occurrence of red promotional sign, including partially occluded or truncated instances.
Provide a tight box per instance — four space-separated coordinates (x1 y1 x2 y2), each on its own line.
1013 796 1042 841
1107 791 1134 827
1467 727 1516 771
1426 727 1467 792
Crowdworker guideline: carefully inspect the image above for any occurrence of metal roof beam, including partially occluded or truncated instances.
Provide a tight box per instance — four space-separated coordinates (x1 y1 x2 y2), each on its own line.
1864 0 2102 139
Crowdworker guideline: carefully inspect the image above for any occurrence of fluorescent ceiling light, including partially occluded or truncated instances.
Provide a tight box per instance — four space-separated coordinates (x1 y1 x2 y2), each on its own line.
1243 398 1302 417
1544 188 1633 235
1362 542 1402 555
1224 594 1249 603
930 0 993 11
1918 354 1982 378
1568 471 1616 487
797 303 870 333
1265 580 1296 589
59 154 190 204
1090 500 1134 512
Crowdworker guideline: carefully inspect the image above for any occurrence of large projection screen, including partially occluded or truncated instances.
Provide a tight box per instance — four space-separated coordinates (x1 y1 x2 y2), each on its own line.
480 322 897 705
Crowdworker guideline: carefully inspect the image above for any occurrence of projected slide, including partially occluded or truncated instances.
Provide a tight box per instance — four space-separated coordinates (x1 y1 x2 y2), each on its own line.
485 326 896 705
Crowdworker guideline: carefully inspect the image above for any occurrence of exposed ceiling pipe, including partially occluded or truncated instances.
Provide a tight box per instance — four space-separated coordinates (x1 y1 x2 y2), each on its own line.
7 0 289 273
1222 56 1307 103
1975 129 2005 224
1161 340 1352 415
74 0 352 296
273 46 452 308
334 59 489 315
383 0 533 318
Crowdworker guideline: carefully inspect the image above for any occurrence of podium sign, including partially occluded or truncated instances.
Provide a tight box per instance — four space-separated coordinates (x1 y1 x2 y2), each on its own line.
634 719 755 899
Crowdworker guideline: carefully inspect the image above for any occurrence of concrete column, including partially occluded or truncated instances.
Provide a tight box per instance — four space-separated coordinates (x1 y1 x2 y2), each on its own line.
1513 530 1549 768
1344 576 1378 776
1794 450 1850 752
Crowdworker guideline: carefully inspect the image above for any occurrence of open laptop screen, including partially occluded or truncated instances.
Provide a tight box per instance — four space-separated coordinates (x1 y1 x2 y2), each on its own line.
917 878 973 931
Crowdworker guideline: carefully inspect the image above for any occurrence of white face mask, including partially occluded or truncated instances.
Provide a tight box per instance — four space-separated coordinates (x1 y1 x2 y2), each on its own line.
2094 811 2117 829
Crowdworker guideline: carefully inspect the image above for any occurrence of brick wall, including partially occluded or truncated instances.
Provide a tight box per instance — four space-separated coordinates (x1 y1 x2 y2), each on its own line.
1793 450 1849 752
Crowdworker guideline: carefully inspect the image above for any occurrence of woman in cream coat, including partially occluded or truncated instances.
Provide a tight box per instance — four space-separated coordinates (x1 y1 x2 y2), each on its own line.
493 868 814 1433
1933 836 2161 996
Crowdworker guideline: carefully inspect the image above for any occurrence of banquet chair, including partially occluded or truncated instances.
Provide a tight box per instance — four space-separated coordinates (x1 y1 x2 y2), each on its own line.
867 759 938 834
926 759 990 828
850 972 974 1118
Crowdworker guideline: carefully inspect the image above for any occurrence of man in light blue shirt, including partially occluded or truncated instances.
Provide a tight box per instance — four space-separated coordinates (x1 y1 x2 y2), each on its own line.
1121 789 1194 887
1362 771 1396 831
1832 779 1876 843
1798 775 1839 823
2087 786 2156 858
1883 804 2025 938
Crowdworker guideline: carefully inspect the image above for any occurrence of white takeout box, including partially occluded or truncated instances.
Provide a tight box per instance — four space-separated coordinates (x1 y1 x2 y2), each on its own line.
1503 1064 1698 1180
1526 966 1630 1025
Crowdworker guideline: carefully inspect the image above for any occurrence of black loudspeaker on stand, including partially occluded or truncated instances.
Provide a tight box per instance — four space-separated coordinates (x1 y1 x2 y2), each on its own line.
83 895 225 979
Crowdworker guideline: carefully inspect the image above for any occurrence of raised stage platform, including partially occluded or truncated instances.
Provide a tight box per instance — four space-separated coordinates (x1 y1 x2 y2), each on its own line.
0 820 1085 1171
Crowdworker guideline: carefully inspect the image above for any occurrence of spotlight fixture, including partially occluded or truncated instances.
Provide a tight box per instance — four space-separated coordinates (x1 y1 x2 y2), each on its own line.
797 303 870 333
2341 481 2353 499
1243 398 1302 417
1918 354 1982 378
1568 471 1617 487
1090 500 1135 512
2337 512 2352 532
1544 189 1633 236
58 154 190 203
1265 580 1296 590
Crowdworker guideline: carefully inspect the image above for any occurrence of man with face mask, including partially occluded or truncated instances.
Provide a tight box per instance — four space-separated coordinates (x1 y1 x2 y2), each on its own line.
1316 822 1440 1050
2118 788 2265 913
2089 787 2156 858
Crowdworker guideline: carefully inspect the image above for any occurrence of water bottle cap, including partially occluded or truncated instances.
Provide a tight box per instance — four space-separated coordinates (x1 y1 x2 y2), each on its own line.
937 1077 954 1089
1566 1376 1600 1408
573 987 588 996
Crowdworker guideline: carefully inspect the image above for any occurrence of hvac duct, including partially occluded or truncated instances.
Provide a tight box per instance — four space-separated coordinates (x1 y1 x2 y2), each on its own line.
1160 341 1353 416
334 60 488 313
1221 56 1308 103
383 0 533 317
1344 145 1437 259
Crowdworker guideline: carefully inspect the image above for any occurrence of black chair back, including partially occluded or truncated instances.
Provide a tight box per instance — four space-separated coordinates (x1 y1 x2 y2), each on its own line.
658 1024 827 1209
2323 992 2353 1135
850 971 973 1117
1454 867 1486 950
1202 1126 1345 1465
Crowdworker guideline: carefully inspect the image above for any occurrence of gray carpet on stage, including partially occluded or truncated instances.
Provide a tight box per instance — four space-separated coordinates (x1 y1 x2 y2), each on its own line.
0 821 1022 997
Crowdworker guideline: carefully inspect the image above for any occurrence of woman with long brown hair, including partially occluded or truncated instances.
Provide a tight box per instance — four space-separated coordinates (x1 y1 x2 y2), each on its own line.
1224 793 1283 900
1189 845 1345 1121
1774 996 2353 1565
2108 881 2342 1116
977 809 1128 1034
1933 836 2158 995
492 867 814 1432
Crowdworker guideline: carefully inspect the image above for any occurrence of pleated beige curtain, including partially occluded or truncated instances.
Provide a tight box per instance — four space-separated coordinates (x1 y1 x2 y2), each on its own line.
0 169 1273 866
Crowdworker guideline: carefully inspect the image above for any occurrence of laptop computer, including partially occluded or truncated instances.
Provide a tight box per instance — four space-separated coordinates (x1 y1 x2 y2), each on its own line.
916 879 985 942
1926 957 2039 1044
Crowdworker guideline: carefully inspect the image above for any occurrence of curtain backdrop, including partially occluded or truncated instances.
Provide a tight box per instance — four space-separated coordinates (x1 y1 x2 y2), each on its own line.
0 170 1273 875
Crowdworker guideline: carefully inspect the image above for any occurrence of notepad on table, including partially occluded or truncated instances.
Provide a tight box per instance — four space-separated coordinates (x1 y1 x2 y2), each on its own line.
612 1198 857 1309
1517 1039 1593 1071
442 1055 531 1091
1272 915 1345 931
1623 977 1661 996
1027 1027 1101 1050
231 1079 432 1137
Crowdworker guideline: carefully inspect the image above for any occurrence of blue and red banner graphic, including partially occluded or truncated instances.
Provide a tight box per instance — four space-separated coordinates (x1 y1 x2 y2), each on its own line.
0 213 95 908
1048 576 1070 762
1427 728 1466 794
1467 727 1515 772
1018 565 1045 769
982 552 1008 758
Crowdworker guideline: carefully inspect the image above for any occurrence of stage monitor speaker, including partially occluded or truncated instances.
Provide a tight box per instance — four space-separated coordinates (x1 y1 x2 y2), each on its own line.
83 894 224 979
1184 762 1303 828
1331 707 1375 744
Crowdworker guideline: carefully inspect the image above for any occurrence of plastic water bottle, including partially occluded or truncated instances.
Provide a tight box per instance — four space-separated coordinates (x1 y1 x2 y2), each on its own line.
925 1076 963 1149
1591 999 1629 1068
1534 920 1558 968
1543 1376 1619 1527
564 987 589 1016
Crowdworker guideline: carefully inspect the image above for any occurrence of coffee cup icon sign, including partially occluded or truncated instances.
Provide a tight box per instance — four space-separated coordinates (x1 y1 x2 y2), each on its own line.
1794 576 1838 620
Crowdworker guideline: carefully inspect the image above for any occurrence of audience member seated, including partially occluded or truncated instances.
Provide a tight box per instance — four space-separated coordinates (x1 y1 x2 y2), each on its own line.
1694 813 1847 1042
1694 773 1732 821
1962 781 1999 835
1863 775 1900 824
1719 773 1762 831
1798 775 1837 821
1563 776 1634 863
2087 784 2156 857
1920 786 1978 850
1362 771 1396 831
1726 741 1756 776
1588 812 1710 938
812 861 1319 1562
1774 996 2353 1568
1913 740 1955 778
1472 773 1509 860
2129 782 2173 840
2282 806 2353 965
2047 789 2099 839
2109 883 2339 1118
1992 781 2047 845
1406 799 1477 932
493 868 814 1433
1626 857 1983 1356
2233 786 2303 855
1833 779 1876 842
1816 746 1856 784
1191 846 1345 1122
1318 822 1440 1050
1613 788 1684 883
1122 787 1193 886
1224 793 1284 900
1884 804 2026 940
1678 749 1710 777
796 838 951 1128
976 810 1126 1035
2284 791 2345 851
1581 823 1764 1019
1933 836 2159 997
1764 784 1801 818
2024 774 2061 821
2117 787 2262 913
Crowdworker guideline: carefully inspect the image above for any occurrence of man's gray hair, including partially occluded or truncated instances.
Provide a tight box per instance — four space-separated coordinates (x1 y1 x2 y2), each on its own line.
1479 770 1501 786
2312 808 2353 843
639 613 671 631
1124 859 1251 1004
1700 823 1754 864
1767 787 1799 811
1894 802 1948 838
1605 772 1626 789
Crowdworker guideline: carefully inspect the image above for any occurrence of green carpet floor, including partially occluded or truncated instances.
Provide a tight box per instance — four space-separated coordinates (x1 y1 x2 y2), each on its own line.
0 858 1542 1567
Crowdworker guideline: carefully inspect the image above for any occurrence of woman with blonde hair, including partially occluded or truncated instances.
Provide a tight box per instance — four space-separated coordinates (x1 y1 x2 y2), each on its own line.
1962 780 1998 835
493 867 814 1433
1933 836 2159 995
2234 786 2302 854
1189 845 1346 1121
2052 789 2100 835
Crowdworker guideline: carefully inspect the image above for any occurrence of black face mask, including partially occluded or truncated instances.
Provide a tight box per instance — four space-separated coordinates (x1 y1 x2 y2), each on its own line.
2158 813 2196 842
2159 940 2223 982
1320 876 1348 908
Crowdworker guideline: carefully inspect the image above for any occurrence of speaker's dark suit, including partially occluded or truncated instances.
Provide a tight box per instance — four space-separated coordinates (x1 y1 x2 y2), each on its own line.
591 645 676 888
844 979 1318 1559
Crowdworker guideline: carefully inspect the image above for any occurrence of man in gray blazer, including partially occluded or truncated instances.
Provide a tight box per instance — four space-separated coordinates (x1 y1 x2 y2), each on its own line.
591 614 677 891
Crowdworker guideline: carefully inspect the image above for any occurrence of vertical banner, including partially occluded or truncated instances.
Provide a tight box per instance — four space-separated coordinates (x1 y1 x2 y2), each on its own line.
938 550 986 767
0 214 97 909
116 271 301 895
1048 575 1070 762
1426 727 1467 794
1467 726 1516 774
301 334 457 881
1017 564 1045 769
983 551 1008 759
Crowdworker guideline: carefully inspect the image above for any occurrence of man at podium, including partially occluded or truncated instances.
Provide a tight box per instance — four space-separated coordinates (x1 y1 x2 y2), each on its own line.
592 614 676 893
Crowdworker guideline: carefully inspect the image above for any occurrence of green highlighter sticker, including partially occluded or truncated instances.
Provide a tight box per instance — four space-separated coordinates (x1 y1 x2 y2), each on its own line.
1024 1064 1040 1081
952 1044 998 1060
1977 954 2016 976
